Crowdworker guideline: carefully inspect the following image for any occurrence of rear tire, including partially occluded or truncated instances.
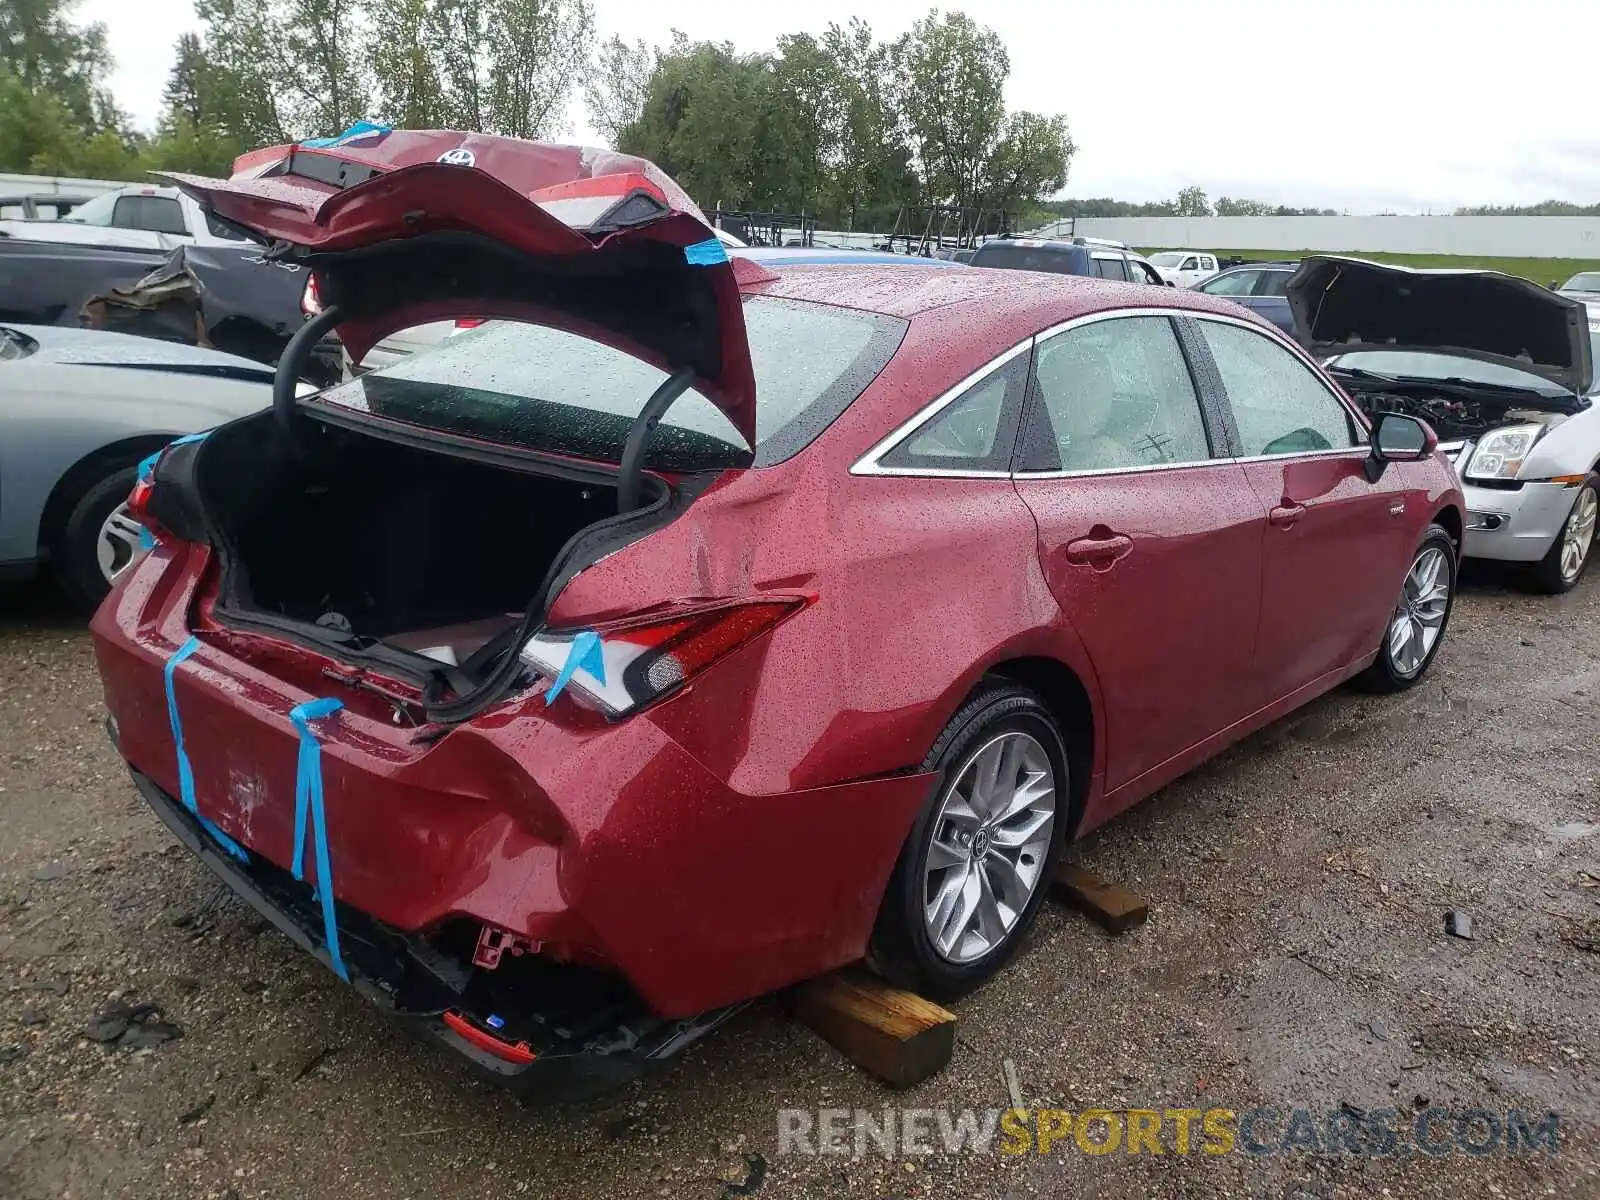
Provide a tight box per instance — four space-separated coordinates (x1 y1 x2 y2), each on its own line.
1521 475 1598 595
54 466 144 613
867 686 1069 1000
1354 523 1457 694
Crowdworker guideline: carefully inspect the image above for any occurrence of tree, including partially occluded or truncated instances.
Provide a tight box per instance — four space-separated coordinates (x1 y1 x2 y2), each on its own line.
760 33 845 213
821 19 914 228
0 0 112 131
428 0 594 138
1174 185 1212 217
893 10 1008 212
620 36 770 209
192 0 290 145
584 34 651 146
278 0 372 136
980 110 1073 214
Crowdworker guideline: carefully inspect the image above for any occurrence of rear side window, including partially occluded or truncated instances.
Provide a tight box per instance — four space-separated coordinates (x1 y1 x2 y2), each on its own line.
1093 257 1129 281
1198 270 1260 296
314 297 907 469
113 195 187 234
971 243 1080 274
1199 319 1361 455
1255 271 1290 297
879 351 1030 473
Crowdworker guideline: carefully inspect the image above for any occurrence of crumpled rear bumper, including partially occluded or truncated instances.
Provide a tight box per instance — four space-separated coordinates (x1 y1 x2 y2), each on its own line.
125 762 739 1100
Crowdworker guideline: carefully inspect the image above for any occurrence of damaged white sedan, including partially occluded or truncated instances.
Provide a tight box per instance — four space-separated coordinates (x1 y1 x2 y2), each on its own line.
1290 257 1600 593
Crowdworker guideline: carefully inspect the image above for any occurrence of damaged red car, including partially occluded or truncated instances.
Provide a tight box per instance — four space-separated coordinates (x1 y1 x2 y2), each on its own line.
93 130 1465 1096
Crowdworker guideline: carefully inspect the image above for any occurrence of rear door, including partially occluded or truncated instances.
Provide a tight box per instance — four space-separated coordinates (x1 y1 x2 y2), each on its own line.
1012 312 1262 793
1188 314 1416 703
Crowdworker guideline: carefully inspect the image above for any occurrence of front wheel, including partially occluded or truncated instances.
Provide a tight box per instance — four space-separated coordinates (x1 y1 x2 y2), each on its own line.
868 686 1068 999
1523 476 1598 595
1354 523 1457 694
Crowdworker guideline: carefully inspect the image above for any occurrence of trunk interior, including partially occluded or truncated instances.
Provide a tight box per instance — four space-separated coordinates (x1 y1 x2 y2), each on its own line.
193 411 657 669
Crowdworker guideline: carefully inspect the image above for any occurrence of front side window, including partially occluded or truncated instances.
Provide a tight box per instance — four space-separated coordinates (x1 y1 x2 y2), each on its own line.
61 191 119 226
1197 270 1261 297
1199 319 1360 456
1024 316 1214 472
1180 257 1198 271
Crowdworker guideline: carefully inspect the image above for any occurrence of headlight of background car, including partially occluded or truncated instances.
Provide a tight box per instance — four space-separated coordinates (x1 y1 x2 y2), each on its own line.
1464 423 1545 481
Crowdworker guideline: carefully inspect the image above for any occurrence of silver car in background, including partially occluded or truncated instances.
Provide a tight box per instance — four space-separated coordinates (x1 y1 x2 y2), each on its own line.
1294 257 1600 593
0 325 294 608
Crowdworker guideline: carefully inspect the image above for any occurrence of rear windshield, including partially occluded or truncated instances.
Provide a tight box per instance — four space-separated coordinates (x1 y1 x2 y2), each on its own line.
311 296 907 469
970 243 1082 274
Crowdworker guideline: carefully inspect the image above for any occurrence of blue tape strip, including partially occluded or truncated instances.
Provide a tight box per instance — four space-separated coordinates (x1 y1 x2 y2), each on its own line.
163 637 248 863
684 237 729 267
301 120 392 148
289 698 347 981
544 630 605 705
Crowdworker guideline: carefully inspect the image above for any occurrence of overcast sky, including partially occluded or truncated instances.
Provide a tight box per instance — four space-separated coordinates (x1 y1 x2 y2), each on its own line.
79 0 1600 214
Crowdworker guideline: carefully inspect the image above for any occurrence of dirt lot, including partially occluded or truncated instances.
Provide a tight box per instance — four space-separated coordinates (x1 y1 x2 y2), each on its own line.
2 569 1597 1200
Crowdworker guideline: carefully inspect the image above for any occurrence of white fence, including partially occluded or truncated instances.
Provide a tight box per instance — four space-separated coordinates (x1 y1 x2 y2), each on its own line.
0 171 136 197
1025 216 1600 260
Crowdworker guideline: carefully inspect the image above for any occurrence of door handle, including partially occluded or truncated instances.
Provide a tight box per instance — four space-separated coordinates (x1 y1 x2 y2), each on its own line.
1269 501 1305 529
1064 533 1134 567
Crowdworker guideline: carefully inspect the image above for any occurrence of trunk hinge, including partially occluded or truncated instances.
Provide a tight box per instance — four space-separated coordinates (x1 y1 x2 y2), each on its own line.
274 305 343 447
617 368 695 514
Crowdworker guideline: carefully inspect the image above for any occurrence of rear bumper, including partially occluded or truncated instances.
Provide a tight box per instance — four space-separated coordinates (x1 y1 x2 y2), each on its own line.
1460 480 1580 563
125 760 737 1100
92 562 933 1018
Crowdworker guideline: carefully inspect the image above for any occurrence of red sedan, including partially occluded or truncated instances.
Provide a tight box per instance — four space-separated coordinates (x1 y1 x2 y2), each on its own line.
93 132 1463 1094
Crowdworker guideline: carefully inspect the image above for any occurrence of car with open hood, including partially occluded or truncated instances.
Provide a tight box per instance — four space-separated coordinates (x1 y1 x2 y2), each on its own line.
1291 256 1600 592
92 131 1464 1098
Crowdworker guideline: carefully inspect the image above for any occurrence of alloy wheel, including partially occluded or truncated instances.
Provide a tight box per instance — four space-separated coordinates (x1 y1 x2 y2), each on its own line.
922 731 1057 964
96 503 148 585
1560 487 1597 583
1387 545 1451 678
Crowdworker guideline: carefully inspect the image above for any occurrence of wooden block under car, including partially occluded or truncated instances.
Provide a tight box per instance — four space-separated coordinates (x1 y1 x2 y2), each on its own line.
1051 863 1150 934
792 968 957 1088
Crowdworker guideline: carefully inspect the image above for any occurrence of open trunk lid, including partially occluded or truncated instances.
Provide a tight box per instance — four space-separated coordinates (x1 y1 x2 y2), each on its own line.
1288 254 1595 397
157 129 758 446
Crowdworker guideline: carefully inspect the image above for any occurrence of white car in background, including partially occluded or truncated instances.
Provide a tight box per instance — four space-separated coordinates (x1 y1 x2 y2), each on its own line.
1147 250 1219 287
1294 256 1600 593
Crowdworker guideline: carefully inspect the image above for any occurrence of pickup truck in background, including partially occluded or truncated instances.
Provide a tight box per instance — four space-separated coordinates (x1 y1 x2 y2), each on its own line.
0 185 253 252
1146 250 1219 287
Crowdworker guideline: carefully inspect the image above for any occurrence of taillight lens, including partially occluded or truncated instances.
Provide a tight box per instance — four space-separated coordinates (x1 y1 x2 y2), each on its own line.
125 476 162 545
453 317 485 329
520 599 805 716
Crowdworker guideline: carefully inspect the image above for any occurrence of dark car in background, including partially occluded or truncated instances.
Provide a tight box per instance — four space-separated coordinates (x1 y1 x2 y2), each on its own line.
1192 261 1299 333
969 236 1170 285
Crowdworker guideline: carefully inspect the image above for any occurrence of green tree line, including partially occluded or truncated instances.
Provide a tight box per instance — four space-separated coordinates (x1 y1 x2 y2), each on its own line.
1 0 1076 227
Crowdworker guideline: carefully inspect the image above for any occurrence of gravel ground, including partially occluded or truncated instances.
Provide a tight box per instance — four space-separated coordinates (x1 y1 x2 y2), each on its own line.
2 568 1597 1200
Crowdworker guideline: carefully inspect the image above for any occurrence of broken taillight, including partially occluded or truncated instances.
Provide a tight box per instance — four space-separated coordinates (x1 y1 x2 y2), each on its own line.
300 273 322 316
442 1011 537 1065
125 475 166 546
520 598 806 716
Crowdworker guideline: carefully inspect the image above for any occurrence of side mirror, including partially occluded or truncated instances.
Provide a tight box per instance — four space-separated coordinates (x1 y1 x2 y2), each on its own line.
1364 412 1436 481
